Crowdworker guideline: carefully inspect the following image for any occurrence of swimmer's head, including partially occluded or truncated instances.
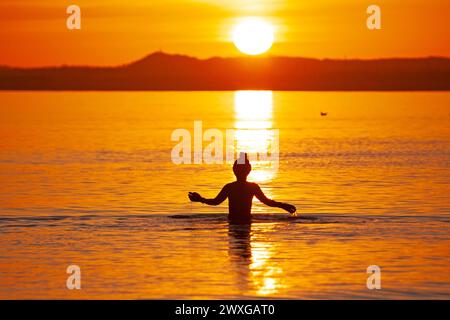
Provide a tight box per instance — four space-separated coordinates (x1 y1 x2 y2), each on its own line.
233 152 251 180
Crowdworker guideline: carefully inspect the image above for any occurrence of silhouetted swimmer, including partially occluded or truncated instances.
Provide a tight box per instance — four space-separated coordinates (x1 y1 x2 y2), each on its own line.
188 153 296 224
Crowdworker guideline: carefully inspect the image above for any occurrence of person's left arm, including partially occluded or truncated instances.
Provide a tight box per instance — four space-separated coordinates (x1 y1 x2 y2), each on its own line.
253 184 297 213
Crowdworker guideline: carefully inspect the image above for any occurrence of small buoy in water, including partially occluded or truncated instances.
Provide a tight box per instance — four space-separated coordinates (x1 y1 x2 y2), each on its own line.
320 112 328 116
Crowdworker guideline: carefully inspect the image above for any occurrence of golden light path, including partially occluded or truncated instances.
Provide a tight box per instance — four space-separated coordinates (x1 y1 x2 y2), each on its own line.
228 222 284 297
250 224 283 296
232 91 285 295
234 91 278 183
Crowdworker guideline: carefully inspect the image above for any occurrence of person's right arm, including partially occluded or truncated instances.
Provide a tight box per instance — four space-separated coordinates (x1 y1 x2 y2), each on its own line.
253 184 297 213
188 184 230 206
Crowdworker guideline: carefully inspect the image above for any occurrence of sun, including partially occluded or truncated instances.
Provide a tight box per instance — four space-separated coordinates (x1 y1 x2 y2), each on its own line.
232 18 275 55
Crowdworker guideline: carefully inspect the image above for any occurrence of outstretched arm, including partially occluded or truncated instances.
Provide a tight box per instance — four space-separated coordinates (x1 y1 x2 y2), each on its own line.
188 184 229 206
254 184 297 214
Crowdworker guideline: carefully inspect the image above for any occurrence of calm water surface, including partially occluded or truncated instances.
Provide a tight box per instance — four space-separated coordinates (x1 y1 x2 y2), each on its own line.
0 91 449 298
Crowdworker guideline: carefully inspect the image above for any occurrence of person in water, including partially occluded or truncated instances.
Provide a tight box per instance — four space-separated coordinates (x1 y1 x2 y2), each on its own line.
188 153 297 223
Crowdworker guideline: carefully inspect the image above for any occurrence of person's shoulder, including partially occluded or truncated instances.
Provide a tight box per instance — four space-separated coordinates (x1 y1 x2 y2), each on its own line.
248 182 260 189
224 182 235 188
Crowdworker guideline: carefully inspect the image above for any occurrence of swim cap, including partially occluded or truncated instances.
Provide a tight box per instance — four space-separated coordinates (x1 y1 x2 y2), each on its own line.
233 152 251 177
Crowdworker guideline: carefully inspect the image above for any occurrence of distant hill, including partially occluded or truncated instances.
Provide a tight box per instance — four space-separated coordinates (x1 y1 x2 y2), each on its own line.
1 52 450 90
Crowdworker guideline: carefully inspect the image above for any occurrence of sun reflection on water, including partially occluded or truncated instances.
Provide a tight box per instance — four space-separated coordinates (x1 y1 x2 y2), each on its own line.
233 91 278 182
228 223 284 296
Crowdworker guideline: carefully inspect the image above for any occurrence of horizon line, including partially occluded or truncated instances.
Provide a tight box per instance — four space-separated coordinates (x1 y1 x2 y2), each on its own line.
1 51 450 69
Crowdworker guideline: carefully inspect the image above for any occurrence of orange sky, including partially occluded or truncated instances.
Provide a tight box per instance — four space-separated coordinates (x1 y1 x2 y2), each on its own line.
1 0 449 67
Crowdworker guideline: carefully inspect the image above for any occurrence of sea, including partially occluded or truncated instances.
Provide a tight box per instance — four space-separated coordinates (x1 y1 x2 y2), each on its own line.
0 91 449 298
